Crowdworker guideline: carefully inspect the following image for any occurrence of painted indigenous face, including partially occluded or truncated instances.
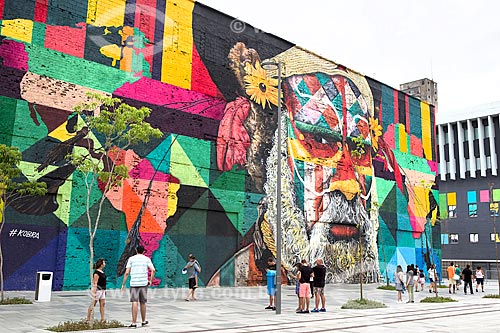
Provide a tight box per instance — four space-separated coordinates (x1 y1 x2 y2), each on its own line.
283 72 373 241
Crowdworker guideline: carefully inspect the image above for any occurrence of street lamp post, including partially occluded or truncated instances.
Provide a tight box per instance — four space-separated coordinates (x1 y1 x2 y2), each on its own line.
261 60 282 315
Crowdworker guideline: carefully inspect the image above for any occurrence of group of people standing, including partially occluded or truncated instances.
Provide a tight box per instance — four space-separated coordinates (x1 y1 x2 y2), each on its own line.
86 246 201 328
393 262 487 304
265 258 327 314
447 262 485 295
85 245 157 328
394 264 426 303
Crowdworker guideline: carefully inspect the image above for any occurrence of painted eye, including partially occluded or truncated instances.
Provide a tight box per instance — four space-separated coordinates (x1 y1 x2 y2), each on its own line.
259 83 267 92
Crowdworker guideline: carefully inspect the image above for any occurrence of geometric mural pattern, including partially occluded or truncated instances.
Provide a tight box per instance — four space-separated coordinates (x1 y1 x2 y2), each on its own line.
0 0 440 290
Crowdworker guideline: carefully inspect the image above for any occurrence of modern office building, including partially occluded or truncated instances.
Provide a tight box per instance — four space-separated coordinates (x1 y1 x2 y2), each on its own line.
437 101 500 278
400 78 438 107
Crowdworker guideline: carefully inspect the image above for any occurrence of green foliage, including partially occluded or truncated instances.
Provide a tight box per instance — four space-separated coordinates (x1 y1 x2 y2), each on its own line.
350 135 366 159
0 145 47 198
0 297 32 305
420 296 457 303
377 285 396 291
483 294 500 299
69 93 164 289
341 298 386 309
69 93 163 188
46 319 125 332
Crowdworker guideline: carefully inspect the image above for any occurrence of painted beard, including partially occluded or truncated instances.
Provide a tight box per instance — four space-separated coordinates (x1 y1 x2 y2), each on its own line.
263 114 380 283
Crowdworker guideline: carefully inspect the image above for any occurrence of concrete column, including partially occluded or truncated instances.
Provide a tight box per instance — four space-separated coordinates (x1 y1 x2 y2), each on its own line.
447 123 456 180
488 115 497 176
478 117 486 177
467 119 476 178
456 121 466 179
438 124 446 181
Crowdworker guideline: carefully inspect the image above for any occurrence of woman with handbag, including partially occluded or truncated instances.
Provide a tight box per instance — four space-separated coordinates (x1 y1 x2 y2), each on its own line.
394 265 405 303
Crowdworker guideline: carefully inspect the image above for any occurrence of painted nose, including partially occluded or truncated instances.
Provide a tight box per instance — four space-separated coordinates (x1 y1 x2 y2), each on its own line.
329 143 360 201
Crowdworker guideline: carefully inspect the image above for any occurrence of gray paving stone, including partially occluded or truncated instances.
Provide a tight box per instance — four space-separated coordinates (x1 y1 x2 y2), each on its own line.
1 281 500 332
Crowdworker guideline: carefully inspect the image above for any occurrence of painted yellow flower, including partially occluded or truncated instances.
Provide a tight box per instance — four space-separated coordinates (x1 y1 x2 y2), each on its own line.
369 117 383 150
243 61 279 109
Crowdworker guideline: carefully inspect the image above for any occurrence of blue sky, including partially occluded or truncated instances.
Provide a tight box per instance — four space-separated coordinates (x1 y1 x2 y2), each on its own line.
199 0 500 116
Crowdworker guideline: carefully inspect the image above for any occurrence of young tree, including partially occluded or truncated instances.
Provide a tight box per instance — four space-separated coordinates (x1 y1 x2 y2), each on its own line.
69 93 162 320
0 144 47 302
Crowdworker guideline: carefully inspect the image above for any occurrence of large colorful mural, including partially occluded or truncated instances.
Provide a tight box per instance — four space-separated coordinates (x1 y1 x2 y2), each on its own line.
0 0 440 290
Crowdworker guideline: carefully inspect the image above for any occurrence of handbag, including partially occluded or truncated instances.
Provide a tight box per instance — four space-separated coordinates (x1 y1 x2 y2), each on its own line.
453 274 460 280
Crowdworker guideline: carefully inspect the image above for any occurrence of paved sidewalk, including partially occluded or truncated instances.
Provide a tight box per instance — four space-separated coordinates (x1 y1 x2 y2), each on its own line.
1 282 500 332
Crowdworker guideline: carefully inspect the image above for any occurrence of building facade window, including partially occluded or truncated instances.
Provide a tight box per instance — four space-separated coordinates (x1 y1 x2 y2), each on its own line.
469 233 479 243
468 204 477 217
450 234 459 244
490 233 499 242
490 202 499 217
448 205 457 218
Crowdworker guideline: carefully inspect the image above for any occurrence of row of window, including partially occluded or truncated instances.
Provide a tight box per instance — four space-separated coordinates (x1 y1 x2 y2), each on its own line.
438 121 493 144
445 233 499 244
447 202 499 218
445 157 495 173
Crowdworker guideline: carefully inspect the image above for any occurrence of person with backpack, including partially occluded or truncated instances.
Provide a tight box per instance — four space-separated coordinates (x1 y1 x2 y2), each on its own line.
184 254 201 301
418 269 425 292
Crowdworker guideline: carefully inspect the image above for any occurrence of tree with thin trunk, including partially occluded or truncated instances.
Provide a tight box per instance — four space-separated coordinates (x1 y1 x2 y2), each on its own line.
0 144 47 302
69 93 162 322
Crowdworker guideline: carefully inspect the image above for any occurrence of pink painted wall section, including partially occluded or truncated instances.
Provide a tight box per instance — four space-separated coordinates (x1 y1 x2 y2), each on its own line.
383 123 396 150
410 135 423 157
427 160 438 174
0 39 28 70
480 189 490 202
130 159 178 183
114 77 226 120
44 22 86 58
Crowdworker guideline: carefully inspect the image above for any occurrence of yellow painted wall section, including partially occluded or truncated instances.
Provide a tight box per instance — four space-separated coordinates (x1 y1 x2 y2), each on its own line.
87 0 126 27
421 102 432 160
398 124 408 153
161 0 194 88
0 19 33 43
447 192 456 206
413 186 428 217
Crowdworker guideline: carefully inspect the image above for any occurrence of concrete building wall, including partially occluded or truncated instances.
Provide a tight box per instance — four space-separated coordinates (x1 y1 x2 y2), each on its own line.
400 78 438 107
0 0 439 290
437 106 500 279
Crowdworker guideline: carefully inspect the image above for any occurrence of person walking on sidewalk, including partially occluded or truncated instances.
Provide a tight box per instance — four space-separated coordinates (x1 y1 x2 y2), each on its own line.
405 265 415 303
121 245 156 328
455 264 462 288
413 265 419 292
428 264 437 293
86 258 107 323
447 262 456 294
475 266 485 292
418 269 425 292
311 258 326 312
462 264 474 294
184 254 201 301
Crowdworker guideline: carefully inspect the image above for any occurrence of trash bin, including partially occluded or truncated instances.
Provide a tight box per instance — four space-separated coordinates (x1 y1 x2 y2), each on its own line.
35 271 53 302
